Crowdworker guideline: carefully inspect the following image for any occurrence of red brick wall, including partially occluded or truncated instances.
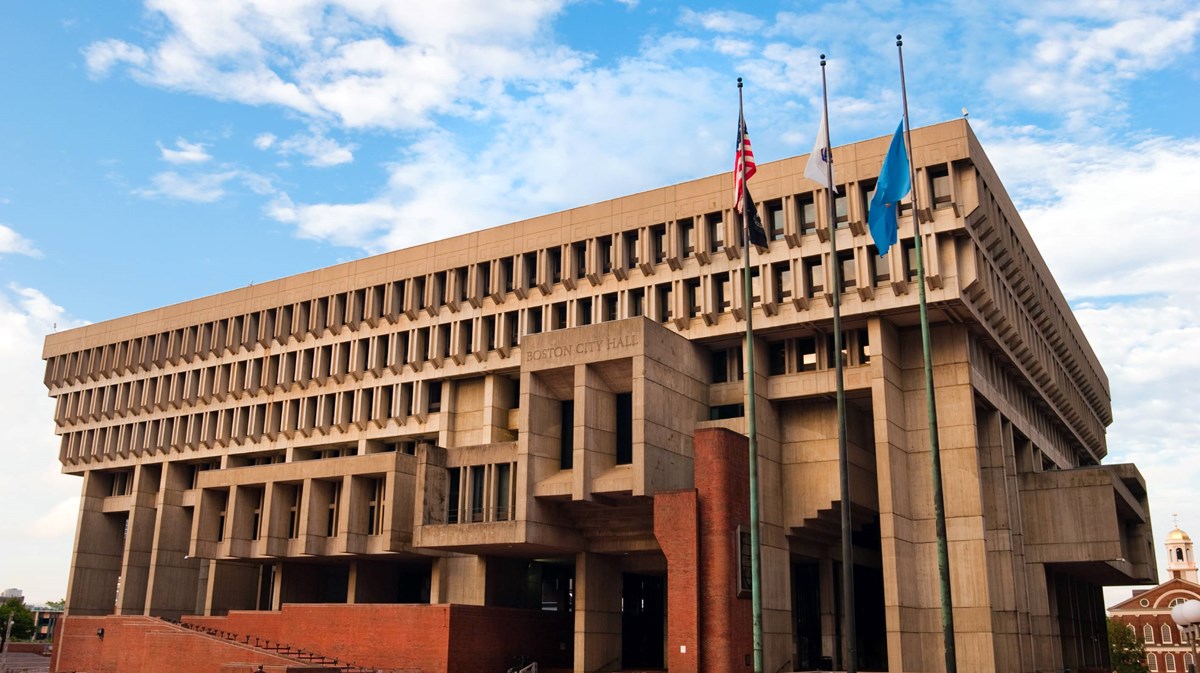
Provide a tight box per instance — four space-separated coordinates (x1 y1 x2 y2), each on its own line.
51 615 298 673
694 427 753 673
186 603 571 673
653 427 754 673
654 488 700 673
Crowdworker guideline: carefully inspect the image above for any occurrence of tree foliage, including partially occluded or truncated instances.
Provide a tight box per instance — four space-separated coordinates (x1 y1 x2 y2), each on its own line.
1109 617 1150 673
0 598 35 644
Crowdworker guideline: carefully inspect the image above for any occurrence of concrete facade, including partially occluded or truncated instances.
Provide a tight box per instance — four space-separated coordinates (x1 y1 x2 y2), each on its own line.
43 119 1155 673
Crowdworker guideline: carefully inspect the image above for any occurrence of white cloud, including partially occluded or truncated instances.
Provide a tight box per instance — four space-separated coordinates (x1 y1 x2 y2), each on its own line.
979 126 1200 299
253 132 277 150
0 285 87 603
83 38 147 77
158 137 212 164
989 8 1200 123
135 169 274 203
83 0 585 130
679 8 765 33
0 224 41 257
267 58 729 253
272 129 355 166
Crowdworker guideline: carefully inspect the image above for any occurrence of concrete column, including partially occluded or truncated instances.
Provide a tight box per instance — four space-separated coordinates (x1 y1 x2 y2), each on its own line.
116 464 159 615
574 363 615 501
145 462 202 619
64 471 125 615
430 556 486 605
574 552 621 673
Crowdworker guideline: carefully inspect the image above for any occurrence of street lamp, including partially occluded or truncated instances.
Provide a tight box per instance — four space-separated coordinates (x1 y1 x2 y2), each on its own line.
1170 600 1200 673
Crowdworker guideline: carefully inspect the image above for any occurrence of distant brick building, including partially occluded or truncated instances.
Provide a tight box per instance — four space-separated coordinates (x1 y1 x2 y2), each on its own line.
1110 527 1200 673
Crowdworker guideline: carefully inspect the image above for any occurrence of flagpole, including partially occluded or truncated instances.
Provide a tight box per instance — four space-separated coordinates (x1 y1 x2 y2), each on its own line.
738 77 765 673
897 34 957 673
819 54 858 673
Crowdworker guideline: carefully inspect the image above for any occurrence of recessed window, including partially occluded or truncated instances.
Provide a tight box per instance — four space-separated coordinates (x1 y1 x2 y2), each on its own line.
837 251 856 292
871 246 890 287
685 278 701 318
804 257 824 298
651 225 667 264
767 200 785 241
929 164 952 209
834 189 848 228
707 212 724 253
798 193 817 234
774 263 792 304
797 337 817 372
679 218 695 258
768 341 787 375
903 239 918 283
860 179 877 222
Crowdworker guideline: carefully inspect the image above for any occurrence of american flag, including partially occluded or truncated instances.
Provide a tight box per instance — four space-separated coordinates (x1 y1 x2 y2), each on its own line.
734 113 757 213
735 112 768 247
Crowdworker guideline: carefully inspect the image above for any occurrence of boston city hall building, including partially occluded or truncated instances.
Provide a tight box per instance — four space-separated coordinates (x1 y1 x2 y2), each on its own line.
44 120 1156 673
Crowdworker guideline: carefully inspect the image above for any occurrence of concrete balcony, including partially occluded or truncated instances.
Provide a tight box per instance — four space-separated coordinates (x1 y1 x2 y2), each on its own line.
1019 462 1156 584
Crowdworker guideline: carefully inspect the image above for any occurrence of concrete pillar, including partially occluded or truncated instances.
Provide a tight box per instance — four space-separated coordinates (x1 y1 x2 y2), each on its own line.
574 552 621 673
116 464 159 615
430 556 487 605
145 462 202 619
64 471 125 615
574 363 615 501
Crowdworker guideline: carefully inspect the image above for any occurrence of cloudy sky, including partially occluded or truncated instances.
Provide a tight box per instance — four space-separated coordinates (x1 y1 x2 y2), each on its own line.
1 0 1198 606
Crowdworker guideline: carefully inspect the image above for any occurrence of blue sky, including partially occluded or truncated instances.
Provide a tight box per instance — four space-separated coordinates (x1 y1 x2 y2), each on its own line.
1 0 1198 605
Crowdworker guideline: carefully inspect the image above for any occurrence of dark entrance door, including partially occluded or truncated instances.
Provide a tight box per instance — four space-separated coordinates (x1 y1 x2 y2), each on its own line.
621 573 665 669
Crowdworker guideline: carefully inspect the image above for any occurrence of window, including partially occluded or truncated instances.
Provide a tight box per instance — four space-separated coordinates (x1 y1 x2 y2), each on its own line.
860 179 877 221
711 349 729 384
798 193 817 234
767 200 785 241
288 485 302 539
651 224 667 263
1164 624 1174 644
1178 548 1185 562
602 293 618 322
447 469 461 524
552 302 567 330
773 263 792 303
707 212 724 253
470 465 485 522
560 400 574 469
1149 654 1157 672
798 337 817 372
1142 598 1152 607
367 477 385 535
656 283 673 323
929 164 951 209
768 341 787 375
834 189 848 228
1166 653 1176 673
624 231 639 269
629 288 645 317
326 480 341 537
427 381 442 413
685 278 701 318
1171 598 1187 607
571 241 587 281
679 218 695 258
523 251 538 290
903 239 918 283
500 257 515 293
1146 624 1156 644
598 237 613 274
577 297 593 326
548 247 563 284
714 272 731 313
871 246 890 287
252 490 263 541
837 250 856 292
805 257 824 298
495 463 512 521
1186 653 1194 670
615 392 633 465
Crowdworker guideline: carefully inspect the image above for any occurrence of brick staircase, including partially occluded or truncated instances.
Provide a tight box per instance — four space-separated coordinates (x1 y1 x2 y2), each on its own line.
166 619 416 673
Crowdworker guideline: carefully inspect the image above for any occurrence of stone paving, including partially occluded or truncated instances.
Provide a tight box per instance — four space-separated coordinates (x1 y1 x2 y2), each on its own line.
0 652 51 673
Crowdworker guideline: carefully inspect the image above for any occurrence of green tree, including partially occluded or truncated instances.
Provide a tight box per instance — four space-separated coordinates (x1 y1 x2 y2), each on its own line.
0 598 35 646
44 598 65 611
1109 617 1150 673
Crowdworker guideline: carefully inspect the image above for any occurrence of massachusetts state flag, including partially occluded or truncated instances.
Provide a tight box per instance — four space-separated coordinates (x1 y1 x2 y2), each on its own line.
867 120 912 256
804 111 838 192
734 113 768 247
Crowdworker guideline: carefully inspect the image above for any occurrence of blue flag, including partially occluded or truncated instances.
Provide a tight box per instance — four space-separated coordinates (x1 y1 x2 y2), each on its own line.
868 121 912 256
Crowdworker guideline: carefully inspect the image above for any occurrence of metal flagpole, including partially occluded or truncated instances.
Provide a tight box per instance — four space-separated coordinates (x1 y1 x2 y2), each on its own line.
896 34 957 673
737 76 765 673
818 54 857 673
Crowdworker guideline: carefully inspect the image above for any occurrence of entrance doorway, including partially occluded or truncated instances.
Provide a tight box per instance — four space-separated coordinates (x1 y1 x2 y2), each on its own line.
621 573 665 669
